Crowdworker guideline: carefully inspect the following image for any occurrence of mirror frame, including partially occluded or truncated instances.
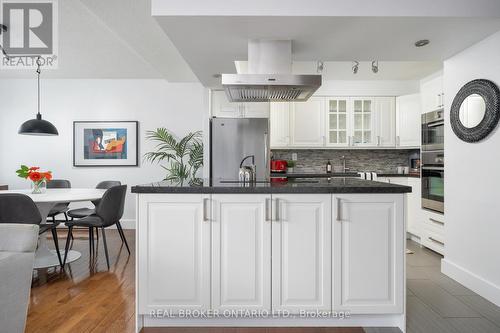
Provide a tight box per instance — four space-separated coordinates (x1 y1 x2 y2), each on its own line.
450 79 500 143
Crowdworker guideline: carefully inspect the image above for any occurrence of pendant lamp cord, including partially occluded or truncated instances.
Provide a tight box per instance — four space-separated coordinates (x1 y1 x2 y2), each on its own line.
36 57 41 116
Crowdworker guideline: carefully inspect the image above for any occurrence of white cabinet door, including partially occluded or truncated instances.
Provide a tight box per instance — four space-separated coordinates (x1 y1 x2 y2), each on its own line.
212 90 243 118
137 194 210 314
290 97 325 147
375 97 396 147
272 194 332 313
396 94 421 147
325 97 350 147
350 97 376 147
407 177 422 237
211 194 272 311
270 102 291 148
243 102 270 118
333 194 404 314
420 74 444 113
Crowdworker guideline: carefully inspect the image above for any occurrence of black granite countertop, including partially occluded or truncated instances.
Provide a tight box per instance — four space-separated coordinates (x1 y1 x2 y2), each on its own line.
271 172 420 179
132 178 412 194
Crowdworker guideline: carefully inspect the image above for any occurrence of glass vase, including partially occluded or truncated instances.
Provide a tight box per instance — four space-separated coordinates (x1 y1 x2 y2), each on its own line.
31 180 47 194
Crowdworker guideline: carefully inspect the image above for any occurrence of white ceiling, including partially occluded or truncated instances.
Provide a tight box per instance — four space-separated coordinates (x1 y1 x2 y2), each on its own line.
276 61 442 81
152 0 500 18
0 0 196 80
155 16 500 87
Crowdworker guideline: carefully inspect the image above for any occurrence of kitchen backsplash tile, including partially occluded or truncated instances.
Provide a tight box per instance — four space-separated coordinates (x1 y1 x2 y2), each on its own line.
271 149 420 174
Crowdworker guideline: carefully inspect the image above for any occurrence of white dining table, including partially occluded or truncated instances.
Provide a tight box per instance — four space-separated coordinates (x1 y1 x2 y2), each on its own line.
0 188 106 268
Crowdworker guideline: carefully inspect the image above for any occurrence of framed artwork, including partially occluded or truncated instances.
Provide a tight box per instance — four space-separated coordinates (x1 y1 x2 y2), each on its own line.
73 121 138 167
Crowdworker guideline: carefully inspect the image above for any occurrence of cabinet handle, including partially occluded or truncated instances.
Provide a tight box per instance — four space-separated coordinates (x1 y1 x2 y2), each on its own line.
275 199 279 221
264 133 268 174
429 218 444 226
265 198 271 222
396 136 400 146
336 198 342 222
428 237 444 246
203 198 209 222
377 136 381 146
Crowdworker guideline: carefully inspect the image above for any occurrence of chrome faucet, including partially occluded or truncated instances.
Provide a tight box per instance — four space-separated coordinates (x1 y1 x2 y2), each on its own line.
341 156 350 173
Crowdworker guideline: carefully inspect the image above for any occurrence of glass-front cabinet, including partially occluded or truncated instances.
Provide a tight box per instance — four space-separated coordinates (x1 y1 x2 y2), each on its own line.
326 98 349 147
351 97 375 146
270 96 397 149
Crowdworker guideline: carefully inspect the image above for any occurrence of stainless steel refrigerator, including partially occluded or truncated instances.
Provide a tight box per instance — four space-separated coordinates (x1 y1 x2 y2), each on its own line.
210 118 269 181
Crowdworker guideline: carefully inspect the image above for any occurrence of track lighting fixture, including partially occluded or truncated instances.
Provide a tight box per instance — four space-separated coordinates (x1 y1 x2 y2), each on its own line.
0 24 9 60
352 61 359 74
316 61 324 73
371 61 379 74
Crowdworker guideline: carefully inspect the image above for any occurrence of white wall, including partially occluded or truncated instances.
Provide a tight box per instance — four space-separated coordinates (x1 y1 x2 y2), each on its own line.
315 80 419 96
442 30 500 306
0 79 207 228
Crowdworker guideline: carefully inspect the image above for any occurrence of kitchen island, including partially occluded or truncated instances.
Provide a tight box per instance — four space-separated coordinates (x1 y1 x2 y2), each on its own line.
133 178 411 332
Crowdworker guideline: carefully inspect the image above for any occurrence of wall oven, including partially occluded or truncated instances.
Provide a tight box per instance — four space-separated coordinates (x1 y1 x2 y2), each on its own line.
421 151 444 213
422 109 444 151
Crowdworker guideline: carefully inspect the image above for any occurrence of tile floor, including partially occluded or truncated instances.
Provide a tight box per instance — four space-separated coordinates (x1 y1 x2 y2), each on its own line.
403 240 500 333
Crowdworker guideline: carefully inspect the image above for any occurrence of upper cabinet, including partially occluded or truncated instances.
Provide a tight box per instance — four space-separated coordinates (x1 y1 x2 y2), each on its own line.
271 96 408 149
326 97 350 147
270 102 291 148
420 74 444 114
290 97 325 147
351 97 376 147
396 94 421 147
211 90 270 118
375 97 397 147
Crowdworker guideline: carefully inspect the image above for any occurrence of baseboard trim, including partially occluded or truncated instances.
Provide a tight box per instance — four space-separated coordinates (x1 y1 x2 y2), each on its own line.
442 259 500 306
120 219 136 230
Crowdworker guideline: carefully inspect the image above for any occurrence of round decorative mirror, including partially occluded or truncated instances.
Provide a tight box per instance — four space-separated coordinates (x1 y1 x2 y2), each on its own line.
459 94 486 128
450 79 500 142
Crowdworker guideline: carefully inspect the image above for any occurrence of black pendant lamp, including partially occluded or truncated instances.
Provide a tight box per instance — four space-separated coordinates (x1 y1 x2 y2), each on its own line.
18 57 58 136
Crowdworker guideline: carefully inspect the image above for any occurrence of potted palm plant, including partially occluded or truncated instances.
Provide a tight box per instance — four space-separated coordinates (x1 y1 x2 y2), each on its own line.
144 128 203 185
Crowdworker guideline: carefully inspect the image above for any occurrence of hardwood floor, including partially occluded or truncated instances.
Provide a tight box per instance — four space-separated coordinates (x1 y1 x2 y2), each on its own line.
26 232 500 333
26 228 135 333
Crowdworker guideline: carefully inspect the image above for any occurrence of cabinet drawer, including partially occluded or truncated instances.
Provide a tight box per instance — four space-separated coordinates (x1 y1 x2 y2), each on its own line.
421 228 444 255
423 215 444 236
421 209 444 236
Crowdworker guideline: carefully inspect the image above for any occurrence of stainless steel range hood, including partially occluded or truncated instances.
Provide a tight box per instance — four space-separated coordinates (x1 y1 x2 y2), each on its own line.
222 73 321 102
222 40 322 102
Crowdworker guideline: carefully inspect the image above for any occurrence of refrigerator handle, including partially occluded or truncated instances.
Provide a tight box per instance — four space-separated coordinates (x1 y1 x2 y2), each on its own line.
264 132 269 178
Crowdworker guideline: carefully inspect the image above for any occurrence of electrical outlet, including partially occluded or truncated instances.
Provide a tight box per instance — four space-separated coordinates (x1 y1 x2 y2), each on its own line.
291 153 298 161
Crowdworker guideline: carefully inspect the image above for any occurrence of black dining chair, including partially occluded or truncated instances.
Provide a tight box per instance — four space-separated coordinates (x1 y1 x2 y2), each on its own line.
0 193 63 268
47 179 71 224
67 181 122 247
63 185 128 269
67 181 121 219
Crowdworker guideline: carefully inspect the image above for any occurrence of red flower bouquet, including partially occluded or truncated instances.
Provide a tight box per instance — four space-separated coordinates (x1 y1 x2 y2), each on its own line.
16 165 53 194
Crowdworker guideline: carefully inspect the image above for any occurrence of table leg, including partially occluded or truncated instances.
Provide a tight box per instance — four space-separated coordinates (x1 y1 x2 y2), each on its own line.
33 202 81 269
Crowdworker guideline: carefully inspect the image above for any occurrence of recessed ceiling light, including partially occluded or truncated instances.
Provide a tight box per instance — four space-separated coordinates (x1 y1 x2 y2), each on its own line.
415 39 430 47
